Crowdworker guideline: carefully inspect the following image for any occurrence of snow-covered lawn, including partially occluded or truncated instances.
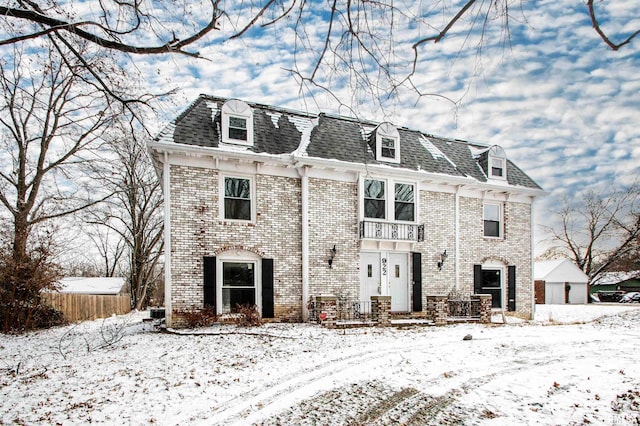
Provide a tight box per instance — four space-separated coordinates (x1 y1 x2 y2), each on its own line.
1 304 639 425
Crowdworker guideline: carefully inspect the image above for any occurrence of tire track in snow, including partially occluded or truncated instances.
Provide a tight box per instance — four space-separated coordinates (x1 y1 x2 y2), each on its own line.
212 330 584 424
209 340 436 425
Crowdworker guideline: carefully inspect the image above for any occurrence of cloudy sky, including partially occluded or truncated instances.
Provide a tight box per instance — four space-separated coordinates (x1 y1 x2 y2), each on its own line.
130 0 639 252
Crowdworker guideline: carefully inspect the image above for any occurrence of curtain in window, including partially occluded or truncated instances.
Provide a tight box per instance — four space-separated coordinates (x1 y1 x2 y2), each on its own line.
225 177 251 220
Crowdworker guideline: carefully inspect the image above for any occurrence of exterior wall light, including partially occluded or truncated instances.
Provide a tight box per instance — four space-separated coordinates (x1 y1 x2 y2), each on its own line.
437 250 448 271
328 245 337 268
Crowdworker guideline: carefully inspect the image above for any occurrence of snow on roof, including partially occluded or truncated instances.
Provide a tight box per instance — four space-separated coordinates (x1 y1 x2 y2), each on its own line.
534 259 589 283
57 277 127 295
290 115 319 156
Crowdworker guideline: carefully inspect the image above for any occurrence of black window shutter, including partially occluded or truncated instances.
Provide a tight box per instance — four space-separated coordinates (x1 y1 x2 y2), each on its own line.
203 256 216 308
507 265 516 311
411 252 422 312
261 258 274 318
473 264 482 294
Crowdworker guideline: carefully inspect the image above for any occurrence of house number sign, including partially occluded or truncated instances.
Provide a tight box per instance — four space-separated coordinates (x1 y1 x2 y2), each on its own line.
381 257 388 276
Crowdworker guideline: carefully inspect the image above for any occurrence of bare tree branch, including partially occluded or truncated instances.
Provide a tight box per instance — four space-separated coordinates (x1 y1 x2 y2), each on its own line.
587 0 640 51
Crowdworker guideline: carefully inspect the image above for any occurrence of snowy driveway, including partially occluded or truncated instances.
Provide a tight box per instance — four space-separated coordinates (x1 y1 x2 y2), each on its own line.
1 305 639 425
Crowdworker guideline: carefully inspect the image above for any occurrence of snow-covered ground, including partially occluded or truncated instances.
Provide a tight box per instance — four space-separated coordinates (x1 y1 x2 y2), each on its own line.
1 304 639 425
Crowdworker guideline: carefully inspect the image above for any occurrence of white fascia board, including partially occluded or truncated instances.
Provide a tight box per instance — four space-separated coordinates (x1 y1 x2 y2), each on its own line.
147 140 292 167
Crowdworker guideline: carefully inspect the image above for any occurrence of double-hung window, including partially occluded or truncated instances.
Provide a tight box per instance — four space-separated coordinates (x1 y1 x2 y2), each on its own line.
224 177 251 221
491 158 504 177
228 116 248 141
375 123 400 163
483 203 502 238
222 262 255 313
364 179 386 219
394 183 415 221
381 137 396 160
221 99 254 146
487 145 507 181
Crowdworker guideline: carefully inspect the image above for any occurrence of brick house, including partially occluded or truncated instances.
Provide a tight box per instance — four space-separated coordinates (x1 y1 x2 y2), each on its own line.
148 95 545 327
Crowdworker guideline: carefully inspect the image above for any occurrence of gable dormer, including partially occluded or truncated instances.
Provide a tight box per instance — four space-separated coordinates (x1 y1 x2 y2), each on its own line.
221 99 254 146
477 145 507 181
374 122 400 164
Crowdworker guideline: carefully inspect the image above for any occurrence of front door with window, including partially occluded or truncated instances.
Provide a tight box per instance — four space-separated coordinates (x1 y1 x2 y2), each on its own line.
360 252 409 312
481 269 502 308
221 262 256 313
360 253 381 304
389 253 409 311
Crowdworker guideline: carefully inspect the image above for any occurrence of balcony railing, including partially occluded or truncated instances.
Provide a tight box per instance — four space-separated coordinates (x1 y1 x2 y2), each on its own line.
359 220 425 242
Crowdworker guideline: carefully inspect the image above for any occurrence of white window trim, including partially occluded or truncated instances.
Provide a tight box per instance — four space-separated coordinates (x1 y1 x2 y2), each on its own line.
360 176 418 224
221 99 254 146
216 251 262 316
393 181 417 222
487 145 507 181
219 174 256 223
483 201 504 239
375 123 400 164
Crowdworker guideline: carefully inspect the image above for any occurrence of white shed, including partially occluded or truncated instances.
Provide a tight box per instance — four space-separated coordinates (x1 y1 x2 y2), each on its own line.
534 259 589 304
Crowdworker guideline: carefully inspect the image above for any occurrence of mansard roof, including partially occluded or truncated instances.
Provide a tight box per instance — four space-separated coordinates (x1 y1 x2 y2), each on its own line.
154 94 542 190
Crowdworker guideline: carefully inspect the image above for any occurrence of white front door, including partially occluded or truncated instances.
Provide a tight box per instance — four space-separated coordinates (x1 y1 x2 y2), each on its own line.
389 253 409 312
360 252 381 302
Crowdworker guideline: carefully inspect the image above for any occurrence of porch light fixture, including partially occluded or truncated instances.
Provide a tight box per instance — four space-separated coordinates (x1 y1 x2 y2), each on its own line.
437 250 448 271
328 245 337 268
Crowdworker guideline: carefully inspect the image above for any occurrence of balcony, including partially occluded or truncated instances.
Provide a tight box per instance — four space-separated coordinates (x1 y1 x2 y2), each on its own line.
359 220 424 242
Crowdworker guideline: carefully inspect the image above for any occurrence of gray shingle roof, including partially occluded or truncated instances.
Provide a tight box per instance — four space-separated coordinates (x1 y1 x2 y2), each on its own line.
156 94 542 190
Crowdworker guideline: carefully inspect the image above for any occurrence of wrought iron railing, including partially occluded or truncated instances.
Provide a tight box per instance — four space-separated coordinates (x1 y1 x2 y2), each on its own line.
308 299 372 323
447 291 481 319
359 220 425 242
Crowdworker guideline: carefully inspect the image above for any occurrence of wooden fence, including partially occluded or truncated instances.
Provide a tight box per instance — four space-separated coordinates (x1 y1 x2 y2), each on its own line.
42 293 131 322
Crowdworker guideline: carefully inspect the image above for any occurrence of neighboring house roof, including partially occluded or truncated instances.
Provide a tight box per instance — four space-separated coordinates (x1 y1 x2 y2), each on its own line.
534 259 589 283
153 94 542 191
56 277 127 295
592 271 640 286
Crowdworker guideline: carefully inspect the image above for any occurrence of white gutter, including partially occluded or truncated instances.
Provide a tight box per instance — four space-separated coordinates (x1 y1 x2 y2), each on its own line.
298 166 310 321
163 152 172 326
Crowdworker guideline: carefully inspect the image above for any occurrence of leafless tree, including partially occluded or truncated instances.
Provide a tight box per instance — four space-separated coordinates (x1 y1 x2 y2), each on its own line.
89 129 164 310
542 183 640 284
0 40 128 331
85 222 127 278
0 1 636 110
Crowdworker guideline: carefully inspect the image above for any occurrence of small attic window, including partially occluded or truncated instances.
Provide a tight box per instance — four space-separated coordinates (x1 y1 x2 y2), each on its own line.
375 122 400 163
221 99 254 146
488 145 507 181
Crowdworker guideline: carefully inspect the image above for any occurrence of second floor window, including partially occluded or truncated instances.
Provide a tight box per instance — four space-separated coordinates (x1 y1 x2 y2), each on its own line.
224 177 251 220
364 179 386 219
484 203 502 238
394 183 415 221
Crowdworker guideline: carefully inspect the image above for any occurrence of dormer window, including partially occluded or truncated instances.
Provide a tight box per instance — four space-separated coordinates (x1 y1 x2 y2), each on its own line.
375 123 400 163
228 116 247 141
221 99 254 146
381 137 396 159
488 145 507 181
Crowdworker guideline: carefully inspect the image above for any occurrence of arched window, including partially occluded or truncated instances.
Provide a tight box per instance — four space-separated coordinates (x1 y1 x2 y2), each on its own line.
487 145 507 180
375 122 400 163
221 99 254 146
